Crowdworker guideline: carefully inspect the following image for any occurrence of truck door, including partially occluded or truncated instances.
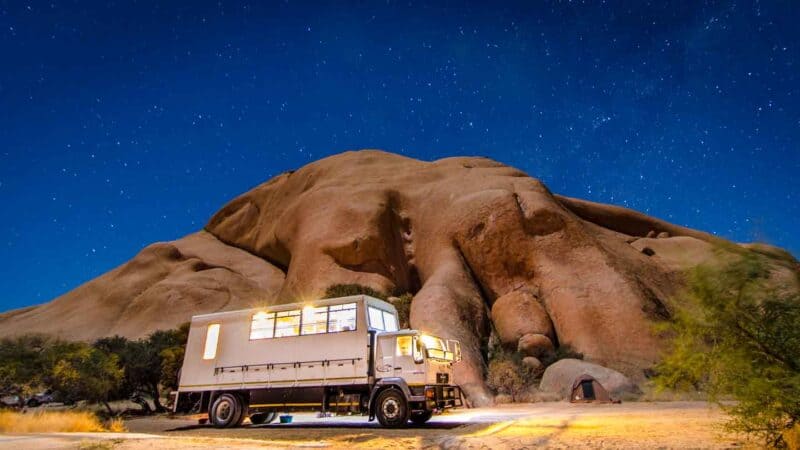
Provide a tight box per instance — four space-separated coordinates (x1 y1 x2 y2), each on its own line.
375 335 396 378
393 335 425 385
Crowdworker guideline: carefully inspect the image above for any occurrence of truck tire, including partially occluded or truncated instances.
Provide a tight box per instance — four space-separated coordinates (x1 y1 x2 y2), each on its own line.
410 410 433 425
209 393 244 428
249 411 277 425
375 389 409 428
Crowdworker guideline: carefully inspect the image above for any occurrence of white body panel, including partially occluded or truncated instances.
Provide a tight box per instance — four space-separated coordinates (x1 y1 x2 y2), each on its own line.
178 295 394 392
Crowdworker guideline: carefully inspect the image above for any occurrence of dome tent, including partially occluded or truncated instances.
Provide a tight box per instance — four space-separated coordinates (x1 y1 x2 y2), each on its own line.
569 374 618 403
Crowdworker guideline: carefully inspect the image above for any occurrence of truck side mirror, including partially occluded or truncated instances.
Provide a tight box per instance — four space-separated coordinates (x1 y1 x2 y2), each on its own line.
412 336 424 364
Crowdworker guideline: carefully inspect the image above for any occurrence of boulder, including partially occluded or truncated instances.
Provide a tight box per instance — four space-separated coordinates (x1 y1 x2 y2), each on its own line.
491 290 553 345
539 359 641 399
522 356 543 371
518 333 555 358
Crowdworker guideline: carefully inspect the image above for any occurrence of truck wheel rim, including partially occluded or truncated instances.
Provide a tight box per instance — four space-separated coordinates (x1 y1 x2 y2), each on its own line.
382 398 400 419
216 400 233 422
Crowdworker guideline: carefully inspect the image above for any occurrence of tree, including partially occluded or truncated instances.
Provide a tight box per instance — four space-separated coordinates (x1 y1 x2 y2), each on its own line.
0 334 51 398
158 322 190 393
93 324 189 413
655 251 800 447
49 344 122 415
93 335 136 401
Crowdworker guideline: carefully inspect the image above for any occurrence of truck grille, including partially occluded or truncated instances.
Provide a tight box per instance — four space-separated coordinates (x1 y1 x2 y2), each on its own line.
436 373 449 384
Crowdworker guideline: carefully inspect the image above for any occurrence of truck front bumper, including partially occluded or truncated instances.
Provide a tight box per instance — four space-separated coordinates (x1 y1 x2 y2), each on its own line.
423 384 463 410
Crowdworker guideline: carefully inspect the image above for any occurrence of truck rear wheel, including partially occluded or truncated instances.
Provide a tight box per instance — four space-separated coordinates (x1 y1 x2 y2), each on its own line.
210 393 244 428
410 410 433 425
249 411 277 425
375 389 409 428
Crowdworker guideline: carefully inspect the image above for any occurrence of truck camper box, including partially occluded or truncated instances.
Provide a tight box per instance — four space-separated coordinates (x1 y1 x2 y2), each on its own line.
173 295 463 428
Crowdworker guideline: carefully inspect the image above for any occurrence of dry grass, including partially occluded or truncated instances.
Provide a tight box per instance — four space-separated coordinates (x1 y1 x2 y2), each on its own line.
785 423 800 450
107 416 128 432
0 410 124 433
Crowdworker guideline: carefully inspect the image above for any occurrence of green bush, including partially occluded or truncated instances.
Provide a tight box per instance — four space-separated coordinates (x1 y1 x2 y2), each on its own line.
655 251 800 448
49 345 122 415
391 293 413 329
0 322 189 415
94 324 189 412
324 283 388 300
0 334 52 398
486 349 535 402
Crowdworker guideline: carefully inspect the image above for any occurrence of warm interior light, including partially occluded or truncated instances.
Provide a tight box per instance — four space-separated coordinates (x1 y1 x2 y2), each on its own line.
203 324 220 360
420 334 455 361
253 311 270 320
420 334 443 349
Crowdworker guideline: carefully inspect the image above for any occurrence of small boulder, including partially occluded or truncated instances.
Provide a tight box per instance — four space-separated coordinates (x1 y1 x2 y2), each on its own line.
518 333 555 358
656 231 671 239
539 358 641 399
646 230 657 238
522 356 543 371
491 290 554 345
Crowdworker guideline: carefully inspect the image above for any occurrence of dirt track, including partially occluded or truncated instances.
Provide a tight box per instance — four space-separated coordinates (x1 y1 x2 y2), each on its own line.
0 401 752 449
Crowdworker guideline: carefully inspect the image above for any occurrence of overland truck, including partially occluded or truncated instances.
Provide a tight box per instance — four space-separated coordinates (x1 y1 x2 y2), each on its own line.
173 295 463 428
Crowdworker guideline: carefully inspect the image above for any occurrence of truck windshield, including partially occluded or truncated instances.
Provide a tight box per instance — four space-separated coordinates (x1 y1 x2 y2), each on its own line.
419 334 455 361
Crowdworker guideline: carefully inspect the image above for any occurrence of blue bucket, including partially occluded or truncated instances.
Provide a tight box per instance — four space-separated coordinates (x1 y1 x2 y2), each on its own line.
279 415 293 424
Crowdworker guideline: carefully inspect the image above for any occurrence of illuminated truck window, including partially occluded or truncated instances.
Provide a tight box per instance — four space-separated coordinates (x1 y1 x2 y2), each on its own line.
275 310 301 337
202 323 220 360
327 303 357 332
250 303 358 340
368 306 399 332
301 306 328 335
396 335 412 356
250 311 275 339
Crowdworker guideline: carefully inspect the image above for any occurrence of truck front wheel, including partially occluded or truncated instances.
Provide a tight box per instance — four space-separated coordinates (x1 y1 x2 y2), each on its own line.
375 389 409 428
210 393 244 428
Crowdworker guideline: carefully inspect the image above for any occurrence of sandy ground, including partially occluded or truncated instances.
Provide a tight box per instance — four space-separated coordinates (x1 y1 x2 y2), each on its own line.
0 401 752 449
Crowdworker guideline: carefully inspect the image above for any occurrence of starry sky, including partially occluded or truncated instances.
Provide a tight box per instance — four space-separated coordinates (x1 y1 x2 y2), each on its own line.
1 1 798 311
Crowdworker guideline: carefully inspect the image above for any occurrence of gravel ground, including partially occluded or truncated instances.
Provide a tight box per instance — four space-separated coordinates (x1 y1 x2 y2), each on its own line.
0 401 752 449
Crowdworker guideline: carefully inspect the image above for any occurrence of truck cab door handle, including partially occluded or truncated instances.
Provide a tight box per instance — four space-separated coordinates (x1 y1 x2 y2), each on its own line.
394 367 402 370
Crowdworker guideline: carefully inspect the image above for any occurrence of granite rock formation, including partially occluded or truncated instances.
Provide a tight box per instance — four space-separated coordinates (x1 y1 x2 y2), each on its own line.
1 150 796 405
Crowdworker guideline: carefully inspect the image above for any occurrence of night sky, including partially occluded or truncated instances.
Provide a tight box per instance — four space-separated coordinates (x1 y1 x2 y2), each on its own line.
1 1 798 311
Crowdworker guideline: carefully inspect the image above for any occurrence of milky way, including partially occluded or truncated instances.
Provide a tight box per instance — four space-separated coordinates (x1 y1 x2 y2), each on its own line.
0 1 798 309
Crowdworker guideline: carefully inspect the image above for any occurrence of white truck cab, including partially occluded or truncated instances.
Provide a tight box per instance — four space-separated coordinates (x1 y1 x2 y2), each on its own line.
173 295 463 428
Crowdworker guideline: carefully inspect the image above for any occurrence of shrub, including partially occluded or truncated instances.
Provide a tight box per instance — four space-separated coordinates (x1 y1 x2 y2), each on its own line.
324 284 388 300
93 323 189 413
391 293 413 329
106 417 127 433
50 345 123 415
785 424 800 450
0 334 58 398
655 251 800 448
486 350 535 402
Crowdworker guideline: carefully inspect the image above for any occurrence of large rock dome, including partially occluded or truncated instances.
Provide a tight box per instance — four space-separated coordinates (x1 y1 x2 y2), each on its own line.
1 150 796 404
